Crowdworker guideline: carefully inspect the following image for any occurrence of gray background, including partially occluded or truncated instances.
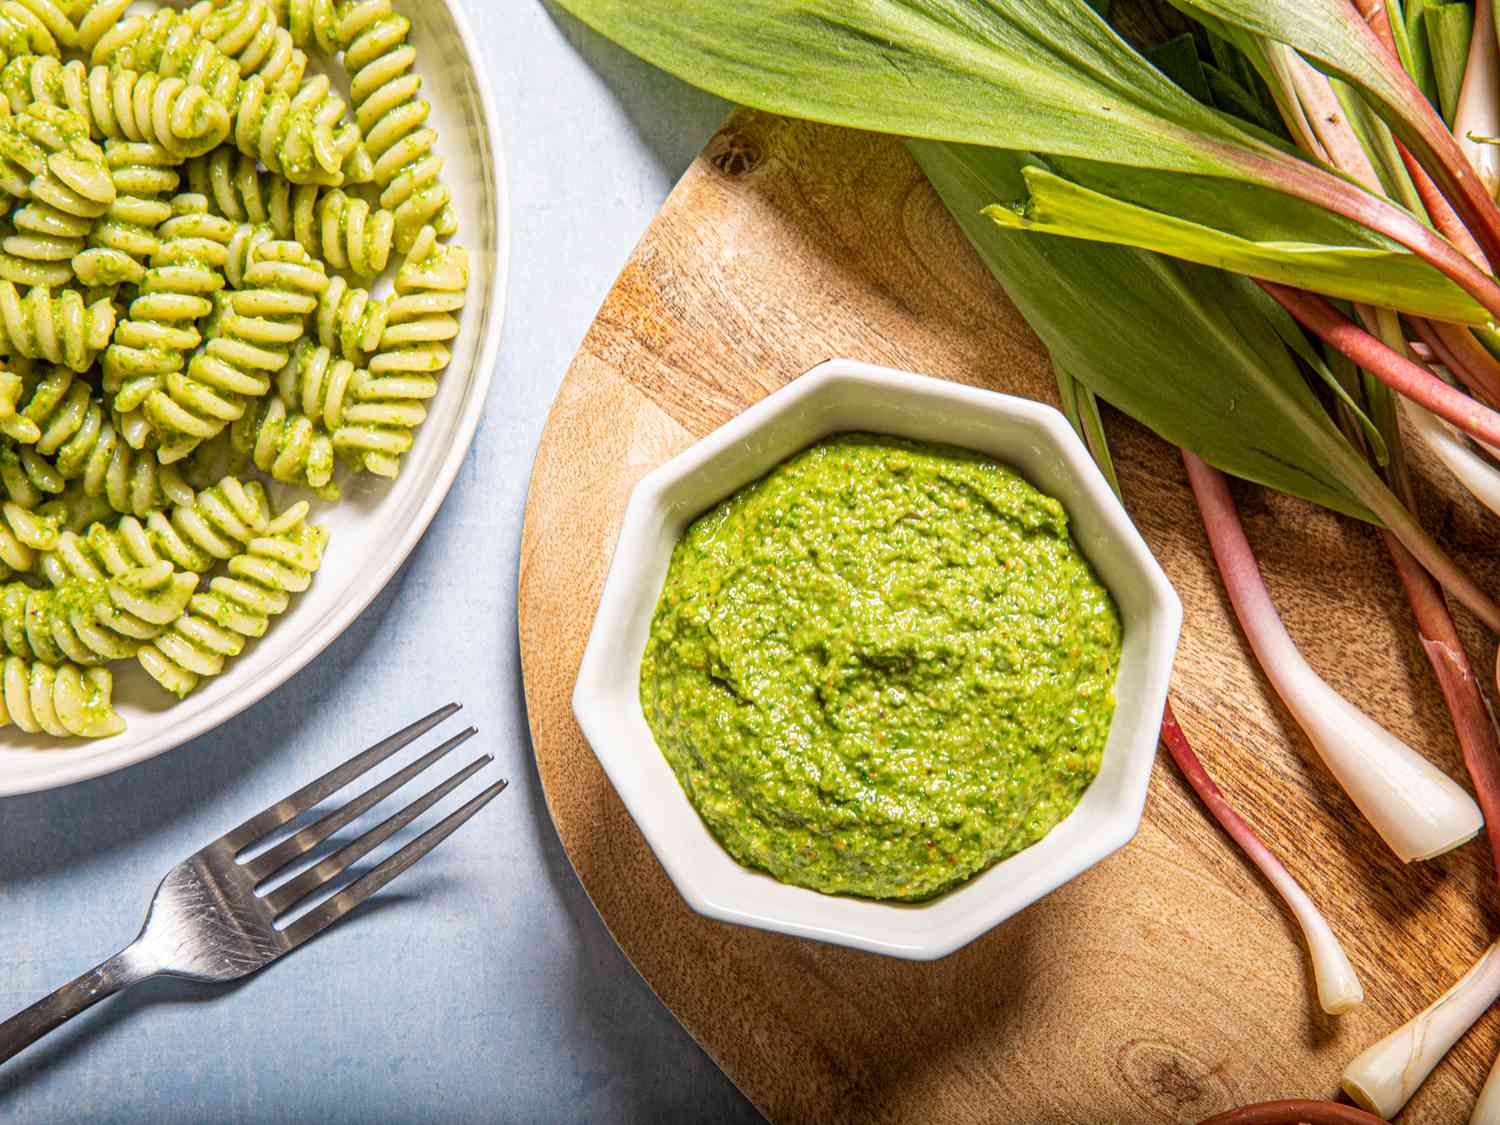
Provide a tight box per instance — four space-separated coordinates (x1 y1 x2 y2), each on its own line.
1 4 763 1121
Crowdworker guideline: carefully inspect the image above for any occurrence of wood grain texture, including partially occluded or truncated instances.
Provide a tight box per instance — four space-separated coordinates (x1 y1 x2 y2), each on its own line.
518 110 1500 1124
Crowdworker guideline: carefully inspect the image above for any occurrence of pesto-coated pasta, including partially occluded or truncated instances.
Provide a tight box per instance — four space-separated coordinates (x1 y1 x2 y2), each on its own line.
0 55 231 158
0 199 80 286
0 363 26 439
372 224 464 378
0 1 65 68
189 0 367 180
93 5 369 187
73 141 179 289
7 364 204 518
70 0 130 56
0 280 112 370
0 558 198 665
0 656 123 737
38 476 269 585
232 391 335 494
269 0 339 53
0 101 114 217
315 272 383 363
105 193 234 421
138 499 325 696
143 225 326 459
0 0 470 739
191 145 393 273
337 0 453 249
0 483 62 574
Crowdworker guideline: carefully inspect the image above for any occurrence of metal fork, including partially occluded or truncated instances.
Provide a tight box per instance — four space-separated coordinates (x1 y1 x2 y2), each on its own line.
0 703 505 1065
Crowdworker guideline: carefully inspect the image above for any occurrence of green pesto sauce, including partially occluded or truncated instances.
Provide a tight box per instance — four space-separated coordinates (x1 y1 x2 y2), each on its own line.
640 433 1123 901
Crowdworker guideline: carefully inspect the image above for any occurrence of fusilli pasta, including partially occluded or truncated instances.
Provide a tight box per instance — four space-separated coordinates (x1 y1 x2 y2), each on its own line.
93 5 369 187
0 557 199 665
338 0 453 249
188 148 392 275
73 140 179 289
0 101 114 217
0 656 123 737
0 280 112 370
9 364 203 518
0 1 66 67
105 193 234 424
0 55 231 157
372 223 464 377
143 225 326 459
0 0 469 738
138 498 325 696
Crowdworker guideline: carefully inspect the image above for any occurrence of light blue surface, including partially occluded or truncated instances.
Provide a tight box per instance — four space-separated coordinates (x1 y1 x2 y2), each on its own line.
0 5 760 1122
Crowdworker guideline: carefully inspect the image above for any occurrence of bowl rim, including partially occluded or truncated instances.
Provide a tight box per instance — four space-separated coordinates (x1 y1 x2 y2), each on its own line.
0 0 511 797
573 359 1182 958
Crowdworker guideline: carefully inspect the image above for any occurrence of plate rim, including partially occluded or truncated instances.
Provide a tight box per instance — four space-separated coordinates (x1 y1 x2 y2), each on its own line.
0 0 511 798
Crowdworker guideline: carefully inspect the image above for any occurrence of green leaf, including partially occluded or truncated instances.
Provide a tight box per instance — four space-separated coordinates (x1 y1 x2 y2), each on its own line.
1146 32 1214 103
1330 77 1424 211
1162 0 1492 253
1240 284 1391 464
557 0 1250 174
1202 59 1282 131
910 139 1376 519
1056 365 1125 497
981 165 1485 321
1393 0 1440 104
1424 2 1473 124
557 0 1487 321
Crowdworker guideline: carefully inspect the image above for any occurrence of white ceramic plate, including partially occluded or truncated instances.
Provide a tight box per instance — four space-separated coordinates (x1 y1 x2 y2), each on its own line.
0 0 509 796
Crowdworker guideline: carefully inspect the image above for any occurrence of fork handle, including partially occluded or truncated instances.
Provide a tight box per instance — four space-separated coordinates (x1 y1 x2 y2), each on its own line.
0 942 157 1065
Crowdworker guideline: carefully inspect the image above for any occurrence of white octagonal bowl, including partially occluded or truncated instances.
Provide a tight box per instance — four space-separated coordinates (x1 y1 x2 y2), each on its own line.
573 360 1181 959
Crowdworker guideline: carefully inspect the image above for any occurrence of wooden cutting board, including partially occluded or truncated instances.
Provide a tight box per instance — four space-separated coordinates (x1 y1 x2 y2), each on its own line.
517 109 1500 1124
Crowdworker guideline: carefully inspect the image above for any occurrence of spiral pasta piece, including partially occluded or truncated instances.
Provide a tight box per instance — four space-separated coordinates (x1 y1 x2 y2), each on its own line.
0 56 233 160
138 499 325 696
0 198 82 285
0 362 32 442
0 1 64 66
0 476 62 574
0 656 124 738
73 141 178 290
189 147 394 277
0 101 114 218
191 0 305 95
337 0 452 249
234 70 364 186
372 223 465 378
95 6 367 187
269 0 339 53
8 365 206 519
143 225 327 459
315 273 385 365
230 339 353 494
233 391 335 494
105 193 234 422
0 280 113 371
71 0 130 56
0 556 199 666
189 0 370 182
144 475 271 573
39 476 269 587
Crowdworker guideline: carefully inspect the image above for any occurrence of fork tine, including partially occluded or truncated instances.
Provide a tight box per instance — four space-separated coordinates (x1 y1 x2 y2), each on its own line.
244 727 478 882
280 776 509 948
265 753 493 915
221 703 462 852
